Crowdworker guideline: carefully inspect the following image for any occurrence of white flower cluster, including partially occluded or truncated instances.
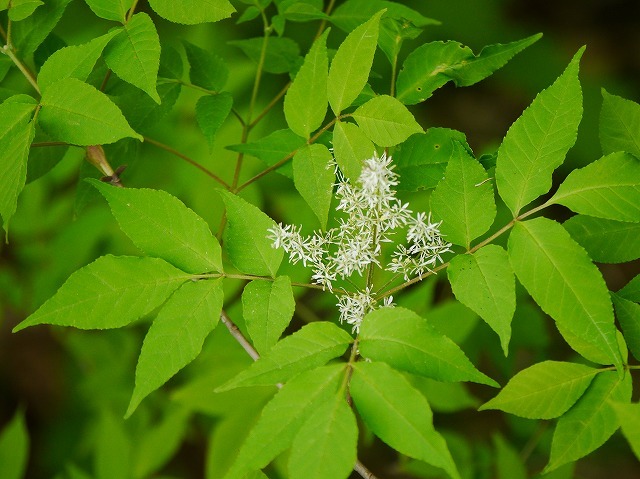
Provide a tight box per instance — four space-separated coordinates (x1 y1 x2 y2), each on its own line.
268 152 452 332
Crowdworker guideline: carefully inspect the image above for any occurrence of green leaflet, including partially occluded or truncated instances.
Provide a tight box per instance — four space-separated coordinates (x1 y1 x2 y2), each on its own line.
612 294 640 362
352 95 423 147
111 80 181 132
219 191 283 277
38 30 119 92
430 141 496 248
479 361 598 419
11 0 72 56
496 48 583 216
95 410 131 479
0 409 29 479
612 402 640 461
284 29 329 138
242 276 295 355
39 78 142 145
229 37 301 74
359 307 498 387
331 121 374 182
148 0 235 24
196 92 233 150
494 434 527 479
293 144 334 230
618 275 640 302
545 371 632 472
84 0 133 23
217 322 353 390
90 180 223 274
599 89 640 158
126 279 224 417
104 13 161 103
8 0 43 21
12 255 188 332
550 152 640 222
327 10 384 114
563 215 640 263
508 218 622 370
396 34 541 104
351 361 460 479
183 40 229 92
447 245 515 355
410 376 479 413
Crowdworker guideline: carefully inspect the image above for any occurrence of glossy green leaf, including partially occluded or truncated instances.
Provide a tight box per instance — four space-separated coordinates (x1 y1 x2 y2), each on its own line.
148 0 235 24
430 141 496 247
332 121 374 182
8 0 43 21
550 152 640 222
618 275 640 302
359 307 498 387
0 409 29 479
219 191 283 277
351 361 460 479
13 255 187 332
183 40 229 92
196 92 233 150
242 276 295 355
39 78 142 145
95 411 131 479
127 279 223 417
229 37 301 74
479 361 598 419
84 0 133 22
327 10 383 114
496 48 583 216
293 144 334 230
11 0 71 56
612 402 640 461
284 29 329 138
218 322 352 390
599 89 640 158
494 434 527 479
508 218 622 370
104 13 161 103
563 215 640 263
448 245 515 355
612 294 640 362
90 181 222 274
545 371 632 472
352 95 423 147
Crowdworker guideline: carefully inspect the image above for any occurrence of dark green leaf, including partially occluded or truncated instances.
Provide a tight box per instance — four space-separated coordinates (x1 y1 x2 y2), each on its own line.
494 435 527 479
0 409 29 479
183 40 229 92
196 92 233 150
599 89 640 158
11 0 72 56
8 0 43 21
563 215 640 263
352 95 423 147
612 294 640 362
228 37 301 74
612 402 640 461
293 144 334 229
618 275 640 302
148 0 235 24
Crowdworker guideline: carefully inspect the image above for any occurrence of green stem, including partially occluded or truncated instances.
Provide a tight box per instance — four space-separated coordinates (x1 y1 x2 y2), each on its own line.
390 53 398 97
249 81 290 130
126 0 139 22
2 45 40 95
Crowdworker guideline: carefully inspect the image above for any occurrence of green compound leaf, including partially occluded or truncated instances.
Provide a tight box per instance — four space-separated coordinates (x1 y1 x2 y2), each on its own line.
288 394 358 479
396 34 541 105
612 402 640 461
284 29 329 138
219 191 283 277
352 95 423 147
563 215 640 263
104 13 161 103
550 152 640 222
612 294 640 362
39 78 142 145
224 364 345 479
8 0 43 21
11 0 71 56
13 255 188 332
496 48 583 216
448 245 515 355
148 0 234 24
545 371 632 473
327 10 384 114
479 361 598 419
218 322 353 391
0 409 29 479
229 37 301 74
508 218 622 370
242 276 295 355
90 180 222 274
351 361 461 479
430 141 496 248
293 144 334 230
84 0 133 23
38 30 119 92
126 279 223 417
196 92 233 150
359 306 498 387
332 121 374 182
600 89 640 158
183 40 229 92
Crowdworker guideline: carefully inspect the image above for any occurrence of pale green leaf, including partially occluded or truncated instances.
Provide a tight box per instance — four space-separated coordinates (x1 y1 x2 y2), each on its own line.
327 10 384 114
11 0 72 56
196 92 233 150
218 322 352 390
352 95 423 147
599 89 640 158
39 78 142 145
104 13 161 103
359 307 498 387
293 144 334 230
13 255 187 332
479 361 598 419
332 121 374 182
351 361 460 479
612 294 640 362
95 410 131 479
90 180 223 274
219 191 283 277
550 152 640 222
545 371 632 472
496 48 583 216
242 276 295 355
284 29 329 138
430 141 496 247
612 402 640 461
0 409 29 479
8 0 43 21
183 40 229 92
563 215 640 263
148 0 234 24
229 37 301 74
84 0 133 22
508 218 622 370
494 434 527 479
448 245 515 355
